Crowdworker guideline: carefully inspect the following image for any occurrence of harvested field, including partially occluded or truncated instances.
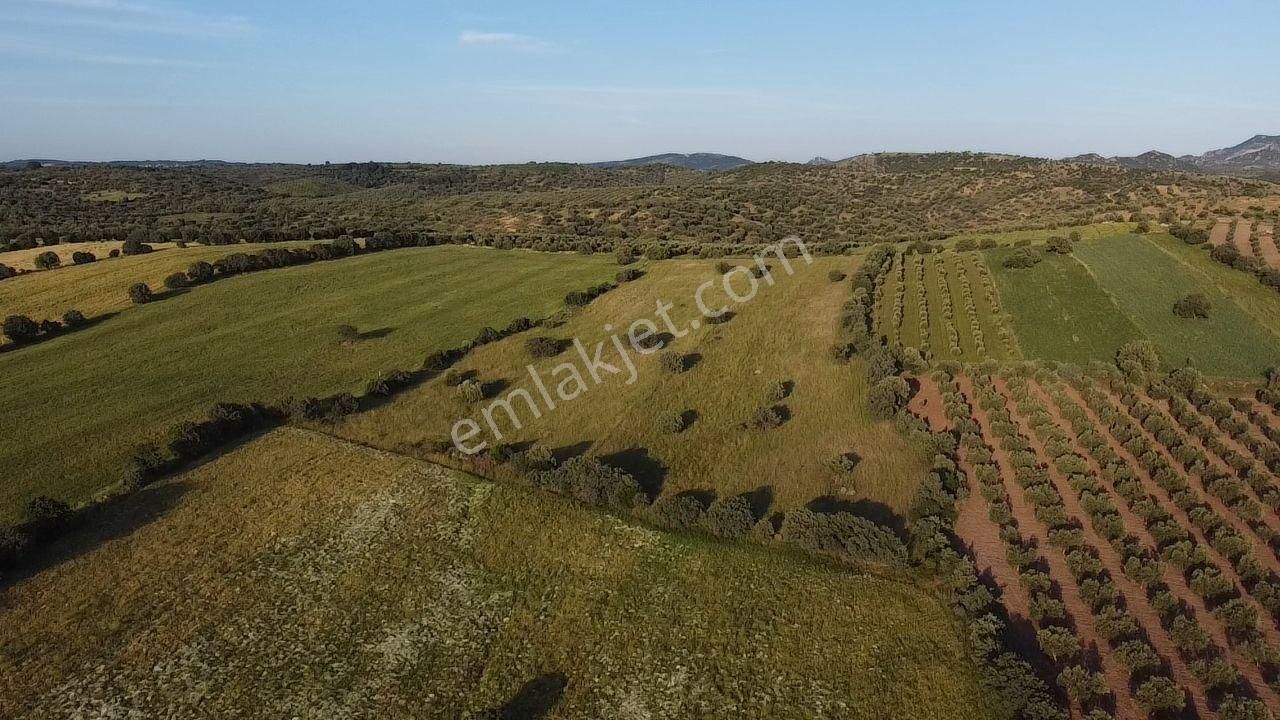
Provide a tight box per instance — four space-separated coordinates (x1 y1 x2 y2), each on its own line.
1210 220 1232 247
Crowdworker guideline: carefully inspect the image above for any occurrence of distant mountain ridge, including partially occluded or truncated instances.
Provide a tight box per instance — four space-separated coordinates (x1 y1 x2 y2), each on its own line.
1065 134 1280 176
588 152 753 171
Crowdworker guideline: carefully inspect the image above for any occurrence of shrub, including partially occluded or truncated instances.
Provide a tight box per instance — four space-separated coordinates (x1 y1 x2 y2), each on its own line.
765 380 790 403
128 282 153 304
1172 293 1210 319
457 379 486 402
827 269 847 282
868 376 911 419
329 392 359 418
187 261 215 283
422 348 460 374
779 508 907 564
615 267 642 282
531 455 646 511
749 405 784 430
827 453 859 475
648 494 705 530
365 369 413 396
2 314 39 343
659 351 687 374
526 336 564 358
1044 236 1073 254
336 324 359 341
39 319 62 335
504 317 534 334
716 261 734 274
1218 695 1270 720
701 496 756 539
657 410 688 434
0 264 15 280
34 250 60 270
473 326 501 345
163 272 187 290
121 239 153 255
24 495 72 539
1002 247 1042 269
62 309 87 327
71 250 96 264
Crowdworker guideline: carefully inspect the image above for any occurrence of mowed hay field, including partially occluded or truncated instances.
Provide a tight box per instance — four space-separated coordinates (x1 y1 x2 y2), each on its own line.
0 241 175 271
337 255 932 515
990 231 1280 377
0 240 313 321
0 427 1003 720
0 246 617 520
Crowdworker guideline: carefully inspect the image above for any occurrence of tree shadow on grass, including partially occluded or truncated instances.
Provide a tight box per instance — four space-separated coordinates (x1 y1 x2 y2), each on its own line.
484 672 568 720
600 446 667 500
738 486 775 519
355 327 395 341
551 440 593 463
0 481 191 591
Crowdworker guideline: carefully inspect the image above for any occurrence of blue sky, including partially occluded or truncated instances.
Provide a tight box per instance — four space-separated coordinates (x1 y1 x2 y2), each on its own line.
1 0 1278 163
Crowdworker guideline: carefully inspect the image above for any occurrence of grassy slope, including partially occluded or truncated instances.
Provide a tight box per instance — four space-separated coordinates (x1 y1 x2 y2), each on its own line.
940 221 1137 248
0 428 1002 720
1074 234 1280 377
0 241 311 321
0 241 173 271
336 256 931 515
1146 232 1280 339
0 246 616 520
988 245 1144 366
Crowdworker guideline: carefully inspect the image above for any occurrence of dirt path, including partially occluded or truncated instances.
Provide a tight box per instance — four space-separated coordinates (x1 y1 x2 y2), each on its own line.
1210 220 1232 247
957 376 1141 720
1034 381 1280 714
1259 224 1279 269
1235 220 1256 258
995 378 1212 718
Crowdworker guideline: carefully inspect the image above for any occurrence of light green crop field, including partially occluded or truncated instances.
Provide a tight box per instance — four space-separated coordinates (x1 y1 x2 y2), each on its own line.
335 255 932 516
1073 234 1280 377
0 427 1002 720
0 246 617 520
987 244 1145 366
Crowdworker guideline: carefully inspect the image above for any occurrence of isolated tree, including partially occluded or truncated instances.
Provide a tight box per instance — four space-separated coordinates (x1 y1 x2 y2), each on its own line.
62 309 87 327
186 260 215 284
2 314 39 343
163 272 187 290
1172 293 1210 319
34 250 60 270
128 282 153 304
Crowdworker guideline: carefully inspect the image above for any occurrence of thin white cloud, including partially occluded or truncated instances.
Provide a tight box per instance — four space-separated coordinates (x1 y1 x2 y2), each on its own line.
458 31 555 52
12 0 255 37
0 35 211 68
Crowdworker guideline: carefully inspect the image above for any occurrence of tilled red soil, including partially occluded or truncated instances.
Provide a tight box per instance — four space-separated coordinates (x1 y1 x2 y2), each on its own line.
1234 221 1257 258
995 378 1211 718
1031 380 1280 715
957 376 1142 720
1210 220 1231 247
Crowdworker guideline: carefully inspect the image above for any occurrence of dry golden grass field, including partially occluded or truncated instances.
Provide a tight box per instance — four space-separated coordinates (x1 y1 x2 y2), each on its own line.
0 427 1002 720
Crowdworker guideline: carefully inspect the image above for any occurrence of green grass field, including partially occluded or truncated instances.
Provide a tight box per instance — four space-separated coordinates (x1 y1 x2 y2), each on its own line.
335 256 932 515
939 221 1137 248
988 244 1145 366
0 427 1002 719
0 246 617 520
1073 234 1280 377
